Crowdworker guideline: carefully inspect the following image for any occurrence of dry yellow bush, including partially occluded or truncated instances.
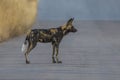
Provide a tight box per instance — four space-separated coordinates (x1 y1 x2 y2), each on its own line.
0 0 38 42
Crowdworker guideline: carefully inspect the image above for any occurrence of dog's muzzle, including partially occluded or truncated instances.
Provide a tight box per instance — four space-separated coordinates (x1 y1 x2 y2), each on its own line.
71 28 77 32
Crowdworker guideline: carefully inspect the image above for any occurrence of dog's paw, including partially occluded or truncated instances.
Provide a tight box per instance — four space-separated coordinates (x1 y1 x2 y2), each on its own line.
57 61 62 64
52 61 56 63
26 61 30 64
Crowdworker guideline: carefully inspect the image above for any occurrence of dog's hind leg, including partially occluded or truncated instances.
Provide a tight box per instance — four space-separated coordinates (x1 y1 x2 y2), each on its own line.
25 41 37 64
25 44 31 64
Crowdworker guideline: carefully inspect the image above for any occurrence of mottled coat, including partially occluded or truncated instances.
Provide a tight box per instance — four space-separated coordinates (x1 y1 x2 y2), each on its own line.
22 18 77 64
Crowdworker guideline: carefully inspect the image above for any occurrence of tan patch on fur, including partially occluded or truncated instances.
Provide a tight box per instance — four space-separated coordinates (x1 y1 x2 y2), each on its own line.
61 23 73 35
39 39 43 42
40 32 51 37
61 24 67 30
67 25 72 29
50 29 58 34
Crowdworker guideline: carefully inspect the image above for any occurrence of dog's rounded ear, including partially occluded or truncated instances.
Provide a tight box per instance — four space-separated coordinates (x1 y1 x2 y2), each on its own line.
69 18 74 22
67 18 74 25
72 18 74 21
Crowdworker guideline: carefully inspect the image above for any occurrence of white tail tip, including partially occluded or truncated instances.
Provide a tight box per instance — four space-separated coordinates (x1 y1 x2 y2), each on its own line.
21 43 27 52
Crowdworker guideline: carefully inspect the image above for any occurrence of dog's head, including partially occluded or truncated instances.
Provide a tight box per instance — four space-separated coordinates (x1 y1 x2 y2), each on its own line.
66 18 77 33
61 18 77 35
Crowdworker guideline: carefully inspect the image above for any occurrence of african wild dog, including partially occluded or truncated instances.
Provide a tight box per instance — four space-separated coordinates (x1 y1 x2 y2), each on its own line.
21 18 77 64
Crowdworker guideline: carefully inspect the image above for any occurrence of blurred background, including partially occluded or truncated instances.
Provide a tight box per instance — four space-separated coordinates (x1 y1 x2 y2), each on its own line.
0 1 120 80
38 0 120 21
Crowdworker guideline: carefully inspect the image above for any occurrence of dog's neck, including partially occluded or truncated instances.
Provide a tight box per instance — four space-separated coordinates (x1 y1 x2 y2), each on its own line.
59 25 69 36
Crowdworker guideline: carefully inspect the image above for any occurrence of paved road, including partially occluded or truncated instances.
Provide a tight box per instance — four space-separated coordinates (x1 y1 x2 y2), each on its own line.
0 21 120 80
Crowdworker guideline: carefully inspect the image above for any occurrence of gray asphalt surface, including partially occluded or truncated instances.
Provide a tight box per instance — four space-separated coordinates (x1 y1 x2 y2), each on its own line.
0 21 120 80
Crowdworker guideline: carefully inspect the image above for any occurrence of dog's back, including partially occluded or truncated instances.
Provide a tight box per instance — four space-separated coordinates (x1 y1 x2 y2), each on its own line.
26 28 62 43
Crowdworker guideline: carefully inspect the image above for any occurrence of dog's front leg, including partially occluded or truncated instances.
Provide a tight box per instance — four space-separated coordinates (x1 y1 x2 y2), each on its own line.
52 45 56 63
55 45 62 63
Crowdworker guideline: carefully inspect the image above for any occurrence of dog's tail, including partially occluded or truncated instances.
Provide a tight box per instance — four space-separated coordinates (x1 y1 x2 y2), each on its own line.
21 30 31 52
21 36 28 52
